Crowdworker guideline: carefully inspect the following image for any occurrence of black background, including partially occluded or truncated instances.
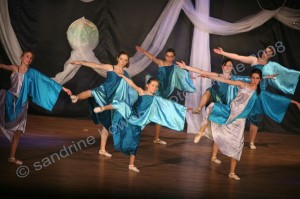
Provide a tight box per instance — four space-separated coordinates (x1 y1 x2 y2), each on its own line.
0 0 299 132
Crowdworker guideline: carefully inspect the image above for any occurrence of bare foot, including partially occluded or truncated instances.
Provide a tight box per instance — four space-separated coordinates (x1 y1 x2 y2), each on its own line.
94 106 105 113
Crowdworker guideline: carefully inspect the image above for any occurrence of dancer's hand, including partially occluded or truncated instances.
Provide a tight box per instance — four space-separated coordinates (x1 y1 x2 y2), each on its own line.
198 74 210 78
213 47 224 55
62 87 72 96
135 46 144 53
70 61 81 66
176 61 186 69
264 74 279 79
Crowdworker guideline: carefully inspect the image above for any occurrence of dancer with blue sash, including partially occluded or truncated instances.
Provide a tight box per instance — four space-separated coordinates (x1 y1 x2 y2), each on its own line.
214 46 300 149
93 74 187 172
136 46 195 145
190 58 250 164
0 51 72 165
70 51 138 157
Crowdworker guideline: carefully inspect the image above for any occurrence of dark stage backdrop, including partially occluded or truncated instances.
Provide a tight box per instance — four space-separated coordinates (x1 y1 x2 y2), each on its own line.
0 0 299 132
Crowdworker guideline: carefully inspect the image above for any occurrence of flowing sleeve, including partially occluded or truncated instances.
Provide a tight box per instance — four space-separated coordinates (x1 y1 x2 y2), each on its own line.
172 65 196 93
157 65 196 97
24 68 62 111
112 96 187 131
112 99 151 130
262 61 300 94
149 96 187 131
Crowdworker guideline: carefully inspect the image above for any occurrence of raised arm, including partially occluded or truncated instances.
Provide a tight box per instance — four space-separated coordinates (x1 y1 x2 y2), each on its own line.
70 61 113 71
207 75 245 87
119 74 144 95
176 61 218 77
135 46 164 66
213 47 257 65
263 74 278 79
0 63 18 72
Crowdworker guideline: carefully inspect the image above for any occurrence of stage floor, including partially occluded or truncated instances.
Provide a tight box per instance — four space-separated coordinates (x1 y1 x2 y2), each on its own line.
1 115 300 199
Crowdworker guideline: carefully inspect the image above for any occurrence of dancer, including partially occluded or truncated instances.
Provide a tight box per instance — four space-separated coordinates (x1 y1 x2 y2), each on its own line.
178 61 299 180
214 47 300 149
190 58 250 164
0 51 72 165
70 51 138 157
136 46 195 145
94 74 187 172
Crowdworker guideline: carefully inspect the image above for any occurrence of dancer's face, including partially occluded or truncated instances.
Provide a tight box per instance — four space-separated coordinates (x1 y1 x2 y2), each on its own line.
164 52 175 64
250 73 261 86
21 52 34 66
261 47 274 60
222 61 233 74
117 54 129 68
146 80 159 94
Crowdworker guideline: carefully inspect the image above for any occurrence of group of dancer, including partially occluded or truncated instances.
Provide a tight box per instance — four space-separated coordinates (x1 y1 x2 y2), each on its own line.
0 45 299 180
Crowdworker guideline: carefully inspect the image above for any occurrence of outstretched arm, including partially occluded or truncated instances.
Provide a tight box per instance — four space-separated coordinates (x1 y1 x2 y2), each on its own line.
263 74 278 79
136 46 164 66
213 47 257 66
0 63 18 72
176 61 218 77
119 74 144 95
70 61 113 71
206 74 245 87
291 100 300 110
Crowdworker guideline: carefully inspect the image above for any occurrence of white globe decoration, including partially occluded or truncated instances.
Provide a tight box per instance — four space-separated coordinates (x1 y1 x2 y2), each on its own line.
67 17 99 50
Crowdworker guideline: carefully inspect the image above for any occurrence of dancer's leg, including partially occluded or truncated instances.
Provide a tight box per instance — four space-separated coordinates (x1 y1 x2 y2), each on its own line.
8 131 23 165
128 155 140 172
229 158 240 180
99 127 112 157
211 143 222 164
194 123 207 143
94 104 114 113
71 90 92 103
249 123 258 150
153 124 166 145
192 90 211 114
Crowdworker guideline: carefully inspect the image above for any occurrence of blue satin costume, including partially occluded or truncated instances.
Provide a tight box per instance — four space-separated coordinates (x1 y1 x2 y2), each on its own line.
249 62 299 126
0 68 62 141
111 95 187 155
156 64 196 98
90 70 138 130
208 89 258 125
208 75 250 105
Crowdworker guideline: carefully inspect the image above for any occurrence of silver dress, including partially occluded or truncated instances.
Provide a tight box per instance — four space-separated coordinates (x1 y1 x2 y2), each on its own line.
0 71 28 141
202 86 256 161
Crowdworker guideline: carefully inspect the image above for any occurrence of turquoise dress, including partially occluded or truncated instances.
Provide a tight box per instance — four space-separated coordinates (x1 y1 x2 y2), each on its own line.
208 75 250 105
156 64 196 98
0 68 62 141
111 95 187 155
90 70 138 130
249 63 299 125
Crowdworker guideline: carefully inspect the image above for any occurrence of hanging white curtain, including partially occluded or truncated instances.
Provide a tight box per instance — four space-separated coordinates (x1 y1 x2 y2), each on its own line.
182 0 300 35
185 0 211 133
0 0 22 65
128 0 184 76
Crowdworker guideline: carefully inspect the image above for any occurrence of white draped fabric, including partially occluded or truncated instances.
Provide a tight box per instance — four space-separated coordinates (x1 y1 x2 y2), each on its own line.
128 0 184 76
183 0 300 35
0 0 22 65
1 0 300 132
52 17 105 85
185 0 211 133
